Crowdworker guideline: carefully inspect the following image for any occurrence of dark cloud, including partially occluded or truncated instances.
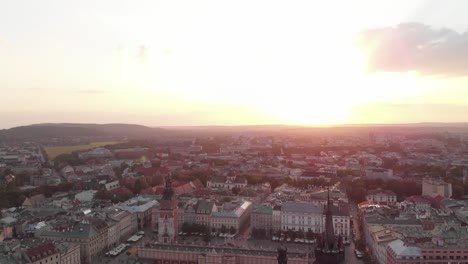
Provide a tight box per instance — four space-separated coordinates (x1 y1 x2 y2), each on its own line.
356 23 468 77
75 89 108 94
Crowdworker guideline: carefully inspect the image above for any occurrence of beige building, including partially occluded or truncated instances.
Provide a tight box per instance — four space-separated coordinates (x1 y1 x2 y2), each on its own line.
56 242 81 264
108 209 138 242
365 226 401 264
39 223 106 264
422 178 452 198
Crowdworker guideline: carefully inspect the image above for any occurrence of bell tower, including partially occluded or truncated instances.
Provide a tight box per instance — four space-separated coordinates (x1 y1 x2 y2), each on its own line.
158 174 179 244
314 187 345 263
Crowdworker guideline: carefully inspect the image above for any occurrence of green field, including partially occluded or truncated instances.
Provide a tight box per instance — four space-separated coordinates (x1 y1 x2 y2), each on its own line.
45 141 121 160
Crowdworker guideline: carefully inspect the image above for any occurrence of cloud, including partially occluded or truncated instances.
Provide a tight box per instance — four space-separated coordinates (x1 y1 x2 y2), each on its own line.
137 45 149 61
350 103 468 123
75 89 108 94
356 23 468 77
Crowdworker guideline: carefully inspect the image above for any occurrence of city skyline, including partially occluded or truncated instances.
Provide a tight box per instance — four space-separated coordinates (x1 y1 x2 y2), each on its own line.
2 0 468 128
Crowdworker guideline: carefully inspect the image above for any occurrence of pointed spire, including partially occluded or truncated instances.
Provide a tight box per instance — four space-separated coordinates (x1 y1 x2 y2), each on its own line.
163 174 174 200
327 186 332 213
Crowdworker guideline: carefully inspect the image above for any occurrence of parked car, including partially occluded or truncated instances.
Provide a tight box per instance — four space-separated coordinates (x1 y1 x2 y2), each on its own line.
355 249 364 259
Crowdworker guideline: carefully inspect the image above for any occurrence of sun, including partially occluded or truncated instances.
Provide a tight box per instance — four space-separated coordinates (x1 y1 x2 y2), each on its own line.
256 43 369 125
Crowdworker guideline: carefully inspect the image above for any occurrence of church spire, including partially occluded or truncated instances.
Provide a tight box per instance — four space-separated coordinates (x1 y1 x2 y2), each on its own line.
314 186 344 263
162 174 174 200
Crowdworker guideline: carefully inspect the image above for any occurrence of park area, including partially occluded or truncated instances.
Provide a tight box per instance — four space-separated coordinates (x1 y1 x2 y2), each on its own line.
44 141 121 160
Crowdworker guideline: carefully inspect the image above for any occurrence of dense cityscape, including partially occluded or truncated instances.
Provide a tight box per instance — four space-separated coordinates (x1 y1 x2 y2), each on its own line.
1 124 468 263
3 0 468 263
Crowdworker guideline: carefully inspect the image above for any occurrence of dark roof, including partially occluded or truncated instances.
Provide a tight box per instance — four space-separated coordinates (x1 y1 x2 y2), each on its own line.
196 200 214 213
41 223 97 239
26 243 59 261
209 176 226 183
330 202 350 217
368 188 397 196
234 177 247 183
253 205 273 215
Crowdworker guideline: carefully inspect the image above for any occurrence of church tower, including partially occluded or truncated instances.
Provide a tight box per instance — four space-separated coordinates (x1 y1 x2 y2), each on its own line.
314 188 345 263
158 174 179 244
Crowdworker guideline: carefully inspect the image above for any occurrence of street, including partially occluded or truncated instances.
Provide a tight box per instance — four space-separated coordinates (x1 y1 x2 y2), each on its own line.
346 202 364 264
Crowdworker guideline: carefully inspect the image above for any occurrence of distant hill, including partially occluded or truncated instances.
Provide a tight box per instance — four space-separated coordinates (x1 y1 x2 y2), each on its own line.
0 123 165 141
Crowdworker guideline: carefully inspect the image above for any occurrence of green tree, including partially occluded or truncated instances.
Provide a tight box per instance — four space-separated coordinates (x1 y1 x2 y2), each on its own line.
203 230 211 244
181 222 191 233
220 225 227 234
231 187 241 195
134 177 150 194
229 226 236 235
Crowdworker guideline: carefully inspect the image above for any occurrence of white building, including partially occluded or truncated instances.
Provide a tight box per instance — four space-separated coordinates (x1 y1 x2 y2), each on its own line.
280 201 351 240
206 173 247 190
367 189 397 205
366 168 393 179
281 202 324 233
104 180 120 191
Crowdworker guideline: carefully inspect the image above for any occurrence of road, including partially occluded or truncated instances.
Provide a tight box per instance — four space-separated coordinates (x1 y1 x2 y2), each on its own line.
346 202 364 264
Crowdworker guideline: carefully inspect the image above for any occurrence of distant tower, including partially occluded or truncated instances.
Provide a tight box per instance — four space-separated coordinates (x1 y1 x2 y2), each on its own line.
158 174 179 244
314 188 345 263
277 245 288 264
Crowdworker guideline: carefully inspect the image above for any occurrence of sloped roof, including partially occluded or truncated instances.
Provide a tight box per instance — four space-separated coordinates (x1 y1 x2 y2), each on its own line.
388 239 422 258
209 176 226 183
368 188 396 196
281 202 323 214
253 205 273 215
26 243 59 261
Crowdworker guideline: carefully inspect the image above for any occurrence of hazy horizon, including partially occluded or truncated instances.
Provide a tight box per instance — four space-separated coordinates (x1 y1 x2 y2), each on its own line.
2 1 468 128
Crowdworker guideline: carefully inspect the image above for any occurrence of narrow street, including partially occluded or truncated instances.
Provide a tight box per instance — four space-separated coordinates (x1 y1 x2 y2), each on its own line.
347 203 364 264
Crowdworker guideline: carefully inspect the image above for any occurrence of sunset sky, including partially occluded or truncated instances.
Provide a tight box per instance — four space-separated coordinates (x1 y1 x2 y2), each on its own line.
1 0 468 128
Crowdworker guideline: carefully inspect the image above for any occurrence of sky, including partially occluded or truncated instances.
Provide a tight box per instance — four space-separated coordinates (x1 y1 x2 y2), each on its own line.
1 0 468 128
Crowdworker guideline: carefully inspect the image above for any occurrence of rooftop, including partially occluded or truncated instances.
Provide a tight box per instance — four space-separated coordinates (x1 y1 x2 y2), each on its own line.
253 205 273 215
142 243 308 259
388 239 422 258
281 202 324 214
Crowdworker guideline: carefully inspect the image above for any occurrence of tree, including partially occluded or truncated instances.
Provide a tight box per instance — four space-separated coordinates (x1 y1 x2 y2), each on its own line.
229 226 236 235
95 190 112 200
203 230 211 244
134 177 149 194
231 187 241 195
251 228 258 238
181 222 191 233
220 225 227 234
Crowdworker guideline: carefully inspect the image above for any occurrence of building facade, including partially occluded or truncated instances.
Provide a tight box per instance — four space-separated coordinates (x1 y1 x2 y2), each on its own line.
158 175 179 244
138 245 311 264
206 173 247 190
366 189 397 205
251 205 273 235
422 178 453 198
279 201 350 240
